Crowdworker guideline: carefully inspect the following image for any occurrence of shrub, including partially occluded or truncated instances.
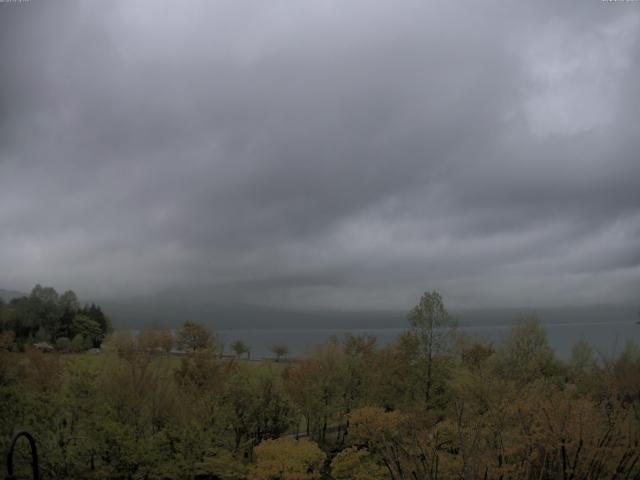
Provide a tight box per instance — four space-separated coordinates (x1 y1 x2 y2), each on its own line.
55 337 71 351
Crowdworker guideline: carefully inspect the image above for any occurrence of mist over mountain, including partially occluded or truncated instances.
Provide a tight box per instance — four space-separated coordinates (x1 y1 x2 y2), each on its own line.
98 293 639 331
2 285 636 331
0 289 25 302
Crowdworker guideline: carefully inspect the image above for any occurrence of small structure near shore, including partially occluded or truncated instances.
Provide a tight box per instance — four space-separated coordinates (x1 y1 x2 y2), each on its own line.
33 341 54 353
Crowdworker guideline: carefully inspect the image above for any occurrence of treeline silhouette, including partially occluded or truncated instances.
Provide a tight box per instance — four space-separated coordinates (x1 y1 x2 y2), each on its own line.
1 291 639 479
0 285 111 352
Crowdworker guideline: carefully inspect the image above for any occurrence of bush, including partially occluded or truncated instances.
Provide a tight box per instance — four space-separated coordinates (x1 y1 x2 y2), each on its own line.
55 337 71 352
71 334 85 352
0 330 16 350
83 335 94 350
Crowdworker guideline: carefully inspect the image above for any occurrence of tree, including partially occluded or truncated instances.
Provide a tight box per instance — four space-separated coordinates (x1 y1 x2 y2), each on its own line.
407 291 457 402
193 452 248 479
283 340 347 443
155 328 174 353
80 303 112 335
568 338 597 381
0 285 110 348
610 339 640 404
27 285 61 339
30 284 59 304
496 316 559 384
57 290 79 338
138 328 174 353
71 314 101 336
176 320 214 352
347 407 409 480
271 344 289 362
231 340 250 359
331 447 387 480
175 348 234 393
457 335 494 371
59 290 79 311
250 438 325 480
35 326 50 343
222 366 293 454
0 297 5 330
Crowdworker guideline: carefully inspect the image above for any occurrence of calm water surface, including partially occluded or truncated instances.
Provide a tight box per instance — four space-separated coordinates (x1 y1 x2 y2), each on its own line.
217 321 640 360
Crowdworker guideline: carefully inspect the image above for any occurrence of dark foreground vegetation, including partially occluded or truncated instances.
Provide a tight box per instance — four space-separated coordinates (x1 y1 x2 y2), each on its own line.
0 285 111 353
1 291 640 479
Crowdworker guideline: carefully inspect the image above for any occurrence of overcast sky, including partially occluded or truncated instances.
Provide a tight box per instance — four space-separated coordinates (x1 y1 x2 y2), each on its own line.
1 0 639 310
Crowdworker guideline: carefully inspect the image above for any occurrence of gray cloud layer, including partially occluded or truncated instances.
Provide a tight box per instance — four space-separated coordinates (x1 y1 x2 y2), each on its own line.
1 0 639 309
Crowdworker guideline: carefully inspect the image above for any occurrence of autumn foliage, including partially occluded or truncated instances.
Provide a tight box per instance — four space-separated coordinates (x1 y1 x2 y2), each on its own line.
1 292 640 479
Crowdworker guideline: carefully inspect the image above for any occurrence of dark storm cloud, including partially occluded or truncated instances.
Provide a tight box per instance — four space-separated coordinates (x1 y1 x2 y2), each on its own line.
1 0 639 309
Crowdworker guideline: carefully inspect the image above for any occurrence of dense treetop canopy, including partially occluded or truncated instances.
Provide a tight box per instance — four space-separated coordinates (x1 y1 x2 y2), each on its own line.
0 284 111 351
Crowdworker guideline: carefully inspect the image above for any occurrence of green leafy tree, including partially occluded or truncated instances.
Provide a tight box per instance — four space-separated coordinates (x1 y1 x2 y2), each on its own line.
250 438 325 480
271 344 289 362
407 291 457 402
23 285 61 339
347 407 410 479
30 284 59 304
0 285 110 348
176 320 214 352
59 290 79 311
83 335 94 350
57 290 79 338
611 339 640 404
55 336 71 352
568 339 597 381
496 316 559 384
0 297 5 331
70 334 85 352
138 328 174 353
80 303 112 335
71 314 102 347
231 339 250 359
223 367 293 453
193 452 248 480
175 348 235 393
284 340 351 444
331 446 387 480
35 326 50 343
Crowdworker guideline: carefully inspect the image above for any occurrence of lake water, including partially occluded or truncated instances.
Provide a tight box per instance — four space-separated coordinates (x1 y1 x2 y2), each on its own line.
217 321 640 360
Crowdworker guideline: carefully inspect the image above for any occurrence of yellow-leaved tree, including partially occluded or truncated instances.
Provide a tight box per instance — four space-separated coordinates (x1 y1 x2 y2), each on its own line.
330 446 387 480
250 437 325 480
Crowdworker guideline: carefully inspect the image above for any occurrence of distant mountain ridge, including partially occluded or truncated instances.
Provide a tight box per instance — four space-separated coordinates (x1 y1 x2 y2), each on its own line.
99 297 406 330
0 289 26 302
98 294 640 331
2 287 637 330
